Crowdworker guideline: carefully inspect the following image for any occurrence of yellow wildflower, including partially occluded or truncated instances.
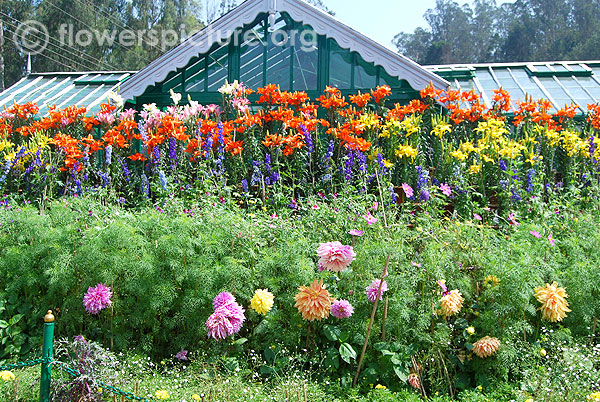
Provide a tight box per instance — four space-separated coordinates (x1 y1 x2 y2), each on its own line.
375 384 387 389
431 120 452 138
192 394 201 401
588 391 600 401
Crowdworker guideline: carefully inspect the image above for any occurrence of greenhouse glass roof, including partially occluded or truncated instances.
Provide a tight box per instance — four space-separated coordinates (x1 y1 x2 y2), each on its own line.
426 61 600 113
0 72 134 115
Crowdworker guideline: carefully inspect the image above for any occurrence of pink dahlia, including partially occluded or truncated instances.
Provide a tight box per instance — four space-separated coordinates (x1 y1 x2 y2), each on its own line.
408 373 421 390
331 299 354 319
83 283 112 315
218 302 246 333
213 291 236 309
205 309 234 340
316 241 356 272
472 336 501 358
365 279 388 302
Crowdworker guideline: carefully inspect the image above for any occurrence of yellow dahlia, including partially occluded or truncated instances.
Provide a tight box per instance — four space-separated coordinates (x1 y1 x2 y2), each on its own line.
472 336 501 358
0 370 15 381
534 282 571 322
250 288 274 315
439 289 464 317
588 391 600 401
294 279 332 321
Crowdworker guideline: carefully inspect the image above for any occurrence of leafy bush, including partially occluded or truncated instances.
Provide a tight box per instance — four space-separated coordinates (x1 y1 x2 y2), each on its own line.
1 193 600 397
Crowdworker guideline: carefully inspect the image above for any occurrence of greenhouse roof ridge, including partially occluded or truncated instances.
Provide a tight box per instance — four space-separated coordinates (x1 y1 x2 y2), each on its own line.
118 0 449 102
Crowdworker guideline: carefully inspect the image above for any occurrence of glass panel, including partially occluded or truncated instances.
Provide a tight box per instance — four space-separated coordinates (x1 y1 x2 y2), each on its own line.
186 57 206 92
507 69 541 102
575 77 600 102
533 64 551 72
552 64 568 72
354 58 377 89
293 47 318 91
266 19 292 91
240 20 266 89
329 40 352 89
538 77 571 109
568 63 587 72
207 45 228 92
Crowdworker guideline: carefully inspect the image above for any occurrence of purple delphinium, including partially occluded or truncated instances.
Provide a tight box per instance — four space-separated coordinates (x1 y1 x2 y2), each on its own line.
300 124 314 154
241 179 249 193
344 151 354 181
83 283 113 315
419 190 430 201
365 279 388 302
140 173 149 198
118 156 131 183
168 137 177 169
415 165 429 190
499 159 507 171
98 171 110 188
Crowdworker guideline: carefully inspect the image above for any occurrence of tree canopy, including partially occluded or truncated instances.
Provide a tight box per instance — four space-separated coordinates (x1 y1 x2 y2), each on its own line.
394 0 600 65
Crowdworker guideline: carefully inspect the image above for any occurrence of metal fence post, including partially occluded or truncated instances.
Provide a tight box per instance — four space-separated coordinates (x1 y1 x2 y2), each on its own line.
39 310 55 402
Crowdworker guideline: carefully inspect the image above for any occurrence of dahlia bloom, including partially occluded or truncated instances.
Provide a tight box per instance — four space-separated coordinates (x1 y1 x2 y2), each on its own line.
408 373 421 390
294 279 332 321
331 299 354 319
213 291 236 309
365 279 388 302
206 292 246 340
205 309 234 340
472 336 501 358
250 288 274 315
0 371 15 381
83 283 112 315
316 241 356 272
534 282 571 322
439 289 464 317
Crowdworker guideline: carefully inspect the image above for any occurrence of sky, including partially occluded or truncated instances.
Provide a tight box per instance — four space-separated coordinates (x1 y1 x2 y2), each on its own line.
323 0 515 49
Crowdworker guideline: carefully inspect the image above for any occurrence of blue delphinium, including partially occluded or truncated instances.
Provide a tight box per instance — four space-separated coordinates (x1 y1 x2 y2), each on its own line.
525 169 536 193
140 173 149 198
159 170 167 190
105 145 113 165
300 124 314 154
168 137 177 169
250 160 263 185
499 159 507 171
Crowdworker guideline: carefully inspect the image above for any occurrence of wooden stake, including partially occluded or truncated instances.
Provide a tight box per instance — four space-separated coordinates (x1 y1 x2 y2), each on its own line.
353 254 390 386
381 295 389 341
303 382 307 402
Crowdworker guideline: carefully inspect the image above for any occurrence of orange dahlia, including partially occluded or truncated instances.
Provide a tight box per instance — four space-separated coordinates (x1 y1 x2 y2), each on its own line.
534 282 571 322
439 289 464 317
472 336 501 358
294 279 332 321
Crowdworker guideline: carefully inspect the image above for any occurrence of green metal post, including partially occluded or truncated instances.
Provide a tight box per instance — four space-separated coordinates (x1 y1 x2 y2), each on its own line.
39 310 55 402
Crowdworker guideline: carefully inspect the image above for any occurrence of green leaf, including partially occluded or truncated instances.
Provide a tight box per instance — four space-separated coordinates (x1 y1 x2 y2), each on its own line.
465 342 474 351
233 337 247 346
0 320 8 329
9 314 23 326
394 365 408 382
323 324 341 342
339 342 356 364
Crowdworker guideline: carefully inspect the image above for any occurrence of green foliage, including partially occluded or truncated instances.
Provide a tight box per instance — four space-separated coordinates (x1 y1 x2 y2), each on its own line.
1 194 600 397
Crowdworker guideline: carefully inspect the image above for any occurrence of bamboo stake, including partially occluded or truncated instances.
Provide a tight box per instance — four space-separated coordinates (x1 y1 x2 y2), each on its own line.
374 169 388 228
381 295 389 341
353 254 390 386
303 382 307 402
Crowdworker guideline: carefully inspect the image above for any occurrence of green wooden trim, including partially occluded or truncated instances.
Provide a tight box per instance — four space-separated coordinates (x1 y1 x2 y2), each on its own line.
525 66 592 78
317 36 329 91
350 53 356 90
434 70 475 80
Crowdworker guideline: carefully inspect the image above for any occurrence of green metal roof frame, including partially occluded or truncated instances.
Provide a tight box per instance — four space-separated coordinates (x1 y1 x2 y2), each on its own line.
0 72 135 116
132 11 421 108
426 61 600 113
